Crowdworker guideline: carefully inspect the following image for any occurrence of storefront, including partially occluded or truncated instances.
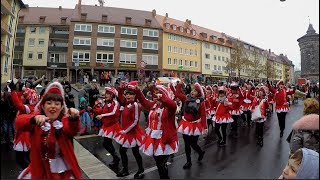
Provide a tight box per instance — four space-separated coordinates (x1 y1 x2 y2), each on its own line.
22 66 47 79
47 62 68 81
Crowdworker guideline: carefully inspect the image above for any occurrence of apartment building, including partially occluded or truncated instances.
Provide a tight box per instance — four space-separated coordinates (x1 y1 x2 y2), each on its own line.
67 4 162 82
15 6 73 79
1 0 25 83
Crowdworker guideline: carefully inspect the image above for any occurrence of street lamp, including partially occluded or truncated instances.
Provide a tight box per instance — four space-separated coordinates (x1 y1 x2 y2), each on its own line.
280 0 286 2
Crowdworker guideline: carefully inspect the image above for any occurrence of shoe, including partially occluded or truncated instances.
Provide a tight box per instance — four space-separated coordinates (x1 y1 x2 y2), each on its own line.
108 156 120 168
198 151 205 161
183 162 192 169
117 167 129 177
219 141 226 147
233 133 239 138
134 168 144 179
280 131 284 138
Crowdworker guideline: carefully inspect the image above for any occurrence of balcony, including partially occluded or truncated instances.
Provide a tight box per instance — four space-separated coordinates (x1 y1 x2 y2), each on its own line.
1 43 6 55
13 59 22 65
49 33 69 39
1 0 13 15
1 19 10 35
48 46 68 52
16 32 25 38
14 45 24 51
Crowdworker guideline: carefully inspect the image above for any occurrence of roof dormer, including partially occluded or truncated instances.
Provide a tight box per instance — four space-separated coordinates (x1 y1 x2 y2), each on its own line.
218 37 225 43
172 24 177 30
200 32 207 38
180 26 184 33
210 35 218 41
192 30 196 36
39 16 46 23
126 17 132 24
102 15 108 22
145 19 152 26
81 13 87 21
60 17 67 24
165 23 170 29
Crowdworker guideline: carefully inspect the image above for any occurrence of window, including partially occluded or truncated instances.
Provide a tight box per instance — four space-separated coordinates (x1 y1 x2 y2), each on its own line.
97 38 114 47
50 53 66 63
173 46 178 53
14 52 23 59
185 60 188 66
5 37 10 53
173 58 177 65
190 61 193 67
38 53 43 60
173 25 177 30
173 35 177 41
120 40 137 48
167 58 172 65
74 24 92 32
226 58 229 62
8 17 14 34
192 30 196 36
195 50 198 56
143 29 159 37
205 64 210 70
205 53 210 59
226 48 229 53
72 51 90 62
180 27 184 32
28 38 35 46
179 48 183 54
142 41 158 50
98 25 115 33
214 65 217 70
96 52 114 63
168 46 172 52
205 43 210 49
165 23 170 29
190 49 193 56
39 27 46 34
222 47 225 52
218 66 221 70
213 45 217 50
120 53 137 64
218 56 221 61
195 61 198 67
73 37 91 45
28 52 33 59
168 33 172 40
142 55 158 65
179 59 183 65
4 57 9 73
30 27 36 33
218 46 221 51
186 29 190 33
17 27 25 33
38 39 45 46
185 49 189 55
222 57 225 61
121 27 137 35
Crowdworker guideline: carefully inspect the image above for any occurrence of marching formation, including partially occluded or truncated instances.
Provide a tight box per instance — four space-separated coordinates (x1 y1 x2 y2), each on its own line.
2 76 319 179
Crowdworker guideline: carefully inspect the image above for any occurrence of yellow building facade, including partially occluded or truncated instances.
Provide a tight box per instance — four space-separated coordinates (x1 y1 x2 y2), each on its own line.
1 0 25 83
22 26 49 77
162 32 201 76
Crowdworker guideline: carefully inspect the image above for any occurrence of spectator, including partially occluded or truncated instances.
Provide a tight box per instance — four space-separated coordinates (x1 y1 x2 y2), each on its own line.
79 97 92 135
67 94 76 108
288 114 319 155
83 73 89 85
3 80 11 92
40 80 49 98
0 90 16 148
78 86 89 103
88 82 100 107
279 148 319 179
303 98 319 115
100 72 105 86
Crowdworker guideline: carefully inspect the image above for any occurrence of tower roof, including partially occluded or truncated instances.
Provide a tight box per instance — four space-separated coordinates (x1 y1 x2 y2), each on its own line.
307 23 316 34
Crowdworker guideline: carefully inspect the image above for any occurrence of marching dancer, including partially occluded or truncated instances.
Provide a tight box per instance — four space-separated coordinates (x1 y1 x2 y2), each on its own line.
135 83 178 179
212 86 233 146
115 81 145 178
251 87 269 147
241 82 255 128
16 82 82 179
170 80 207 169
228 82 244 138
267 80 295 137
93 87 121 168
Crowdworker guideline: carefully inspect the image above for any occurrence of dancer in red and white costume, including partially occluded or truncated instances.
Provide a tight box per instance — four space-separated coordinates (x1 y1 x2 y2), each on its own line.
171 80 207 169
212 86 233 146
135 83 178 179
115 81 145 178
228 82 244 138
241 82 255 128
16 82 82 179
267 80 295 137
251 87 269 147
93 87 121 168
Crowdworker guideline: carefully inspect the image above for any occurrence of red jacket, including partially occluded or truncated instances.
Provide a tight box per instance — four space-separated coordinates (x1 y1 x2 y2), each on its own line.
228 89 244 111
93 100 120 127
268 84 295 108
15 113 81 179
171 83 207 129
136 89 178 144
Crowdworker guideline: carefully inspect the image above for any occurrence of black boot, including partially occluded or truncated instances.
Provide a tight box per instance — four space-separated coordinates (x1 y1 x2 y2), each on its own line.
134 168 144 179
183 162 192 169
280 131 284 138
198 151 205 161
109 154 120 168
219 141 226 147
117 167 129 177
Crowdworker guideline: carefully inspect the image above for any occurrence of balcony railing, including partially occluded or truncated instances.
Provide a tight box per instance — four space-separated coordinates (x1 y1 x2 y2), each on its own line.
49 33 69 39
1 0 13 15
48 46 68 52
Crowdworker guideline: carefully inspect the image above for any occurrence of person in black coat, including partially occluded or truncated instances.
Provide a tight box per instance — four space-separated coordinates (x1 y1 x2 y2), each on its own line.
88 83 100 107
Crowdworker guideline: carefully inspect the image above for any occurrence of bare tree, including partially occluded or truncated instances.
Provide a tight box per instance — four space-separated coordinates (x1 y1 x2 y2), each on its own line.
226 39 250 78
249 49 266 79
266 60 276 80
98 0 105 6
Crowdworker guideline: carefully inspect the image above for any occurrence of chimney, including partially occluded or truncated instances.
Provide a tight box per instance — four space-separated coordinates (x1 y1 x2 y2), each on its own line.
165 13 168 18
152 9 156 17
78 0 82 5
269 49 271 53
59 6 62 10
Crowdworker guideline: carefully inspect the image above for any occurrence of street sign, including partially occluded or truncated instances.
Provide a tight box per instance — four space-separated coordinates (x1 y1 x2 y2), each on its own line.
178 65 183 70
75 62 79 67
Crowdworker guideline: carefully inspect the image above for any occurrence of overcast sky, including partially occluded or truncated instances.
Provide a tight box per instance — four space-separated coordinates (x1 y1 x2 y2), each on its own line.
24 0 319 69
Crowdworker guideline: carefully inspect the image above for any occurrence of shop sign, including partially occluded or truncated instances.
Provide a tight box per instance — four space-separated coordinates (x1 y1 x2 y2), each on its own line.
120 63 136 68
178 65 183 70
212 71 223 75
73 62 90 67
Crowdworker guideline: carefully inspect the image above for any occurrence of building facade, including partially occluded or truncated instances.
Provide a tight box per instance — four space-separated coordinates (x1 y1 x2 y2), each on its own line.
1 0 25 83
297 24 319 82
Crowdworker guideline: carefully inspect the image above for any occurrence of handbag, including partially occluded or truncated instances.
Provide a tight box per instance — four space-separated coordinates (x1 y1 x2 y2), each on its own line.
251 101 263 121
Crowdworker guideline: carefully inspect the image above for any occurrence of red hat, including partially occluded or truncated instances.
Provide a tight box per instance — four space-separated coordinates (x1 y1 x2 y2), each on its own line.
230 81 238 87
156 85 174 100
105 87 118 97
23 87 39 105
34 82 67 113
258 87 266 95
127 81 139 89
218 86 226 93
212 84 218 88
277 80 284 87
194 82 204 98
206 85 213 92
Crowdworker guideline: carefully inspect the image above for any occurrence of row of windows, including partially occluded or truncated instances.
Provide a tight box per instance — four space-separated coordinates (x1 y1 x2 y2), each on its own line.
204 43 229 53
28 38 46 46
204 53 229 62
29 27 46 34
165 24 196 36
204 64 227 71
167 58 198 67
27 52 44 60
168 33 198 45
168 46 198 56
75 24 159 37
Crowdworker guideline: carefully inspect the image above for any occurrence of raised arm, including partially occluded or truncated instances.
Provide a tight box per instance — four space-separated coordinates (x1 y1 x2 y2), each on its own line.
117 87 125 105
11 90 31 114
135 89 153 110
159 94 177 116
267 83 276 94
174 83 187 103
